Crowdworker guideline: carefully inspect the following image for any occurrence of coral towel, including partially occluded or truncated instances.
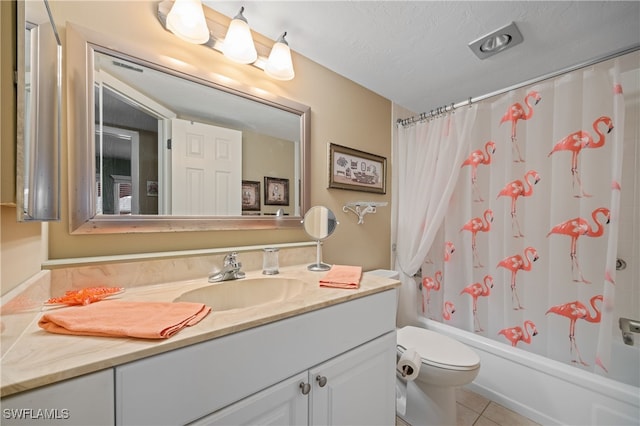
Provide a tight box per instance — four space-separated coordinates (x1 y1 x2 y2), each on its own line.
319 265 362 289
38 300 211 339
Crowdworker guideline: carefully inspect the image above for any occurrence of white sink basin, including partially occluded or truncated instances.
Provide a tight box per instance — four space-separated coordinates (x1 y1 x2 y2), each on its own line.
174 277 306 311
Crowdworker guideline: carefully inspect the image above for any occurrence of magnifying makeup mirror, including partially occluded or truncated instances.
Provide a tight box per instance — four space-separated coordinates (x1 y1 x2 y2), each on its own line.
302 206 338 271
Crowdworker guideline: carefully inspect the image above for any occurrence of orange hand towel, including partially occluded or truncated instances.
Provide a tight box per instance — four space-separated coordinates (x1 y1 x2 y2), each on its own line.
38 300 211 339
319 265 362 289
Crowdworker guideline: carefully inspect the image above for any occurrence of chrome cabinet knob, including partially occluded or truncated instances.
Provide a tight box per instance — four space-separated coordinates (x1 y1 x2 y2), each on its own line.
300 382 311 395
316 375 327 387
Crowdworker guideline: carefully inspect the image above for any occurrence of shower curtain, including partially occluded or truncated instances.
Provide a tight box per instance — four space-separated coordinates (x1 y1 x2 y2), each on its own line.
396 57 625 375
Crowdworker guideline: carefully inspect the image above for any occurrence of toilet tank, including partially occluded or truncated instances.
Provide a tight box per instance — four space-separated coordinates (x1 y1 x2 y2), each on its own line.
366 269 400 280
366 270 401 319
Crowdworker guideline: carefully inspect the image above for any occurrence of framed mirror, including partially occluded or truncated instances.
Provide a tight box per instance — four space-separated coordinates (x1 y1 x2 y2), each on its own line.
67 23 310 234
16 0 61 221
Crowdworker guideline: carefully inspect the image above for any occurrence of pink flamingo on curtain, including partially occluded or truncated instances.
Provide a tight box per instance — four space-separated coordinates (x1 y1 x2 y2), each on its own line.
497 169 541 238
460 209 493 268
444 241 455 262
460 275 493 332
425 241 455 264
442 301 455 321
497 246 539 310
548 116 614 197
500 91 542 162
422 270 443 318
546 295 603 366
498 320 538 347
546 207 610 283
461 141 496 201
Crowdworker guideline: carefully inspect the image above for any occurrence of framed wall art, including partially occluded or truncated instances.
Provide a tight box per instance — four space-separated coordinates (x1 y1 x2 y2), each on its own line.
264 177 289 206
328 143 386 194
241 180 260 211
146 181 158 197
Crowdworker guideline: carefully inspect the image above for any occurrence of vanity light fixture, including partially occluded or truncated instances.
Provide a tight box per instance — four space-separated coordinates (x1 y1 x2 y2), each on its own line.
468 22 523 60
265 32 295 80
221 7 257 64
158 0 295 80
343 202 388 225
165 0 210 44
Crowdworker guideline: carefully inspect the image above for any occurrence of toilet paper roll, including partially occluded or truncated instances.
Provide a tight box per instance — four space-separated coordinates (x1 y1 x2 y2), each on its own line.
396 347 421 381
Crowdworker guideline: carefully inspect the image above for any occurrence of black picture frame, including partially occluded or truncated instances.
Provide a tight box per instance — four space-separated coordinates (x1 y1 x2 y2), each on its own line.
264 177 289 206
241 180 260 211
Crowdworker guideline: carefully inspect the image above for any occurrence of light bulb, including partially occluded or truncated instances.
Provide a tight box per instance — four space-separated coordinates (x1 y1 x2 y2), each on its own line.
222 8 257 64
265 33 295 81
165 0 209 44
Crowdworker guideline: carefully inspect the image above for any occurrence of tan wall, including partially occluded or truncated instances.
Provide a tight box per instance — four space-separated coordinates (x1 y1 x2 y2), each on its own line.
0 1 392 292
1 1 45 296
1 0 16 204
0 206 45 296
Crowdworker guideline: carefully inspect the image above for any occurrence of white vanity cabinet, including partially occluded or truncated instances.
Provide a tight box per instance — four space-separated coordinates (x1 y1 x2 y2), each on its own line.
115 289 397 426
0 369 114 425
194 332 396 426
308 332 396 425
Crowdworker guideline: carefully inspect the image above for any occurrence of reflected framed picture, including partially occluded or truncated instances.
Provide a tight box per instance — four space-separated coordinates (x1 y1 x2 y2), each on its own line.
241 180 260 211
264 177 289 206
328 143 386 194
146 181 158 197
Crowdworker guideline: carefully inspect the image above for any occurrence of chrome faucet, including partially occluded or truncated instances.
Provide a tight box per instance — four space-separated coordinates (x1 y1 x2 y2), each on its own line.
208 252 246 282
619 317 640 346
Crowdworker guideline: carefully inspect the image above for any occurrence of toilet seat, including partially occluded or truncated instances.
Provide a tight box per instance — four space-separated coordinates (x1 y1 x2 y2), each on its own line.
397 326 480 371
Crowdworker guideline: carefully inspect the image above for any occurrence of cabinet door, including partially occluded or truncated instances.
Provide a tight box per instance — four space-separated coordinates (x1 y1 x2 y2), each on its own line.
0 369 114 426
309 331 396 426
189 372 308 426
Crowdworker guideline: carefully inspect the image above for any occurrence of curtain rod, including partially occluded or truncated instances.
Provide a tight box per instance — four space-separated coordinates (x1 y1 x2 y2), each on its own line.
397 44 640 127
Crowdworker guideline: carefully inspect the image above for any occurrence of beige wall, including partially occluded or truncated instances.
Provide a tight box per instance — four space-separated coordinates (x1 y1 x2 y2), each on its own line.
1 1 46 296
1 0 16 204
1 1 392 293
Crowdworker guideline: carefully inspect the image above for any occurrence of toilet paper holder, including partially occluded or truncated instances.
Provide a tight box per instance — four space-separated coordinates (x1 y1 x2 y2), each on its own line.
400 365 415 378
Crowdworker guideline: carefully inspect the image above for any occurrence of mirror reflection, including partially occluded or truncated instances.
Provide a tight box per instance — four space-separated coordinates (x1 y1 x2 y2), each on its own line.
17 0 61 221
94 51 302 217
303 206 338 241
68 23 310 233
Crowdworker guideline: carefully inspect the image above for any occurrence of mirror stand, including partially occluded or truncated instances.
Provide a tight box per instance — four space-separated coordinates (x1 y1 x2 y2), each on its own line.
308 240 331 272
302 206 338 272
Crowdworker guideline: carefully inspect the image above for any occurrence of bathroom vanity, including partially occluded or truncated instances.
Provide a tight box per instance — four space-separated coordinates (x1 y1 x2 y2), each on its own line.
1 265 399 425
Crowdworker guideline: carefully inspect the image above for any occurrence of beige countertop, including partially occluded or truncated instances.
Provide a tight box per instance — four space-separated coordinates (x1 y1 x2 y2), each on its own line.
0 265 399 398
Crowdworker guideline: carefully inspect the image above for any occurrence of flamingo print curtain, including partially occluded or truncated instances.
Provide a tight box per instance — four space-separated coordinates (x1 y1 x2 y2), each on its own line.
394 105 478 327
415 56 625 375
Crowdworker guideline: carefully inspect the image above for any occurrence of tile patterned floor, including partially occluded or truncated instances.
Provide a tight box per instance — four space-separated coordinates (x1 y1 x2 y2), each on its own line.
396 387 541 426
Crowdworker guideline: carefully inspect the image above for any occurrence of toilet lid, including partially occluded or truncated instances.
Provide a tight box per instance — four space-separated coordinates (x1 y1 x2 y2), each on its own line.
397 326 480 371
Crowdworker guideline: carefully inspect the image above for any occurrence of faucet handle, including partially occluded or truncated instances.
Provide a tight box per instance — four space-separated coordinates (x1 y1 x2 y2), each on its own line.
224 252 240 268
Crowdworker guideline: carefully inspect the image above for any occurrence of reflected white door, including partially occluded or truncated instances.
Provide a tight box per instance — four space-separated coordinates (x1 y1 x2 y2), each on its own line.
171 118 242 215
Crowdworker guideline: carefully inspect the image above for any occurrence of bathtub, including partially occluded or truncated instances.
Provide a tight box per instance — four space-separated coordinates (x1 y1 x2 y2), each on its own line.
419 318 640 426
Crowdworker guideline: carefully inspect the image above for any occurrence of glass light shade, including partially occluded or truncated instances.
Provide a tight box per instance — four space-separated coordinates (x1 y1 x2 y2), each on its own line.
222 17 257 64
265 40 295 81
166 0 209 44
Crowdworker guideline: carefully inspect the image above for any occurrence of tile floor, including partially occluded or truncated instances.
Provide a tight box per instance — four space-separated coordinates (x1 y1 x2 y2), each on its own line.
396 387 541 426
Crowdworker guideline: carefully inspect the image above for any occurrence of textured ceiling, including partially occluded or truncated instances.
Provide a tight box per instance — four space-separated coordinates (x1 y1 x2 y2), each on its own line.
204 1 640 115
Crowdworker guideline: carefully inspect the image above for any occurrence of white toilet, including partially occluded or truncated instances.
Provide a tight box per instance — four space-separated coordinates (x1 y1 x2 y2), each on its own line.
366 270 481 426
397 326 480 425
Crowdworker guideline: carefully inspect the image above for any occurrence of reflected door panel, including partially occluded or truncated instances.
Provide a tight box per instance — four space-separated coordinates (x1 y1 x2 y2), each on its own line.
171 119 242 215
